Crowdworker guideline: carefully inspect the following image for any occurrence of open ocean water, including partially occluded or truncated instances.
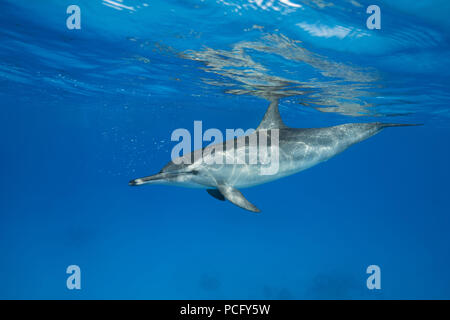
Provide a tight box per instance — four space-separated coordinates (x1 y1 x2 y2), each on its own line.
1 0 450 299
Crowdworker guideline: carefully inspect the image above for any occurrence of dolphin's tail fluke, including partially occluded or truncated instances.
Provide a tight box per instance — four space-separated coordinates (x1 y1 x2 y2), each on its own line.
378 123 423 128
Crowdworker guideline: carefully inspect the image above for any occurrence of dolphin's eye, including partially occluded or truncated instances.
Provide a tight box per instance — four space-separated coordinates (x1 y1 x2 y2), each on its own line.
191 170 199 175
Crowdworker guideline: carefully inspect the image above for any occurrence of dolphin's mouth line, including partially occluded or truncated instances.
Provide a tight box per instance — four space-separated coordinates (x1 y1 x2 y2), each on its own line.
129 171 193 186
129 173 166 186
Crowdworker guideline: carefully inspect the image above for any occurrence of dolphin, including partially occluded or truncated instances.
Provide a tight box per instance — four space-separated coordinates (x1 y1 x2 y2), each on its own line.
129 99 419 212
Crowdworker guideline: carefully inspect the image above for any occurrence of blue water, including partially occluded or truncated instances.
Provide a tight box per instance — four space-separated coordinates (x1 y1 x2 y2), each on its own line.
1 0 450 299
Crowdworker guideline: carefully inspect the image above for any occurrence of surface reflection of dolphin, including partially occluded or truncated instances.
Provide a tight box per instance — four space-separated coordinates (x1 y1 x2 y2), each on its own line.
129 99 420 212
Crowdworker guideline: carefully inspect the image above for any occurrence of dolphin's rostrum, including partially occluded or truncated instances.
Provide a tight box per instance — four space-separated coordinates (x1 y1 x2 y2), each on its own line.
129 100 420 212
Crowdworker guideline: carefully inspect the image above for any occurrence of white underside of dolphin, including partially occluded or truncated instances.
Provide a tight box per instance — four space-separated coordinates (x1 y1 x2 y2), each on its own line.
130 100 420 212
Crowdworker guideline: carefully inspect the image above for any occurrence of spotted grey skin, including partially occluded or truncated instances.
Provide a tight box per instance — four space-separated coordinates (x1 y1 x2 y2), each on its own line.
129 100 419 212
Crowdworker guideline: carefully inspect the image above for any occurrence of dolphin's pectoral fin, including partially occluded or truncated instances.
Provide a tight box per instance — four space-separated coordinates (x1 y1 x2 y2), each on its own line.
257 98 288 130
216 185 261 213
206 189 225 201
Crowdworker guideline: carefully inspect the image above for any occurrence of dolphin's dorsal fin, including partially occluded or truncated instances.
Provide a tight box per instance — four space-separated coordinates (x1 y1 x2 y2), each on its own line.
216 185 260 213
257 98 287 130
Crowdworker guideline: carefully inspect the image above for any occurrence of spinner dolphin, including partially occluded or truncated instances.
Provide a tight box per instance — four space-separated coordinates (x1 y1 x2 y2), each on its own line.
130 100 419 212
